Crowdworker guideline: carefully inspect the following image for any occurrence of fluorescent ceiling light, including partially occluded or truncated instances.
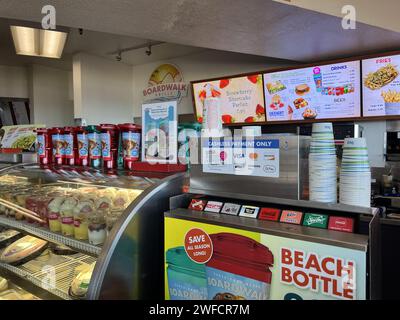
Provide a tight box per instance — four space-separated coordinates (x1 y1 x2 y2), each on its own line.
10 26 67 59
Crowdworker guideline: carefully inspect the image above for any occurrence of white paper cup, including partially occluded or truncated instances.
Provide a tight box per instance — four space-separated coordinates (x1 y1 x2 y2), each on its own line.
312 122 333 134
343 138 367 149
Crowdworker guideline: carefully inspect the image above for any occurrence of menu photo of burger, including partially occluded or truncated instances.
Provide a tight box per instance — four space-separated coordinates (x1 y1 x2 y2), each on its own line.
295 84 310 96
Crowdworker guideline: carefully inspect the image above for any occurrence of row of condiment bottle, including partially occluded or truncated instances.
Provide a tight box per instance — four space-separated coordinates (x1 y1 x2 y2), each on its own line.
36 123 142 170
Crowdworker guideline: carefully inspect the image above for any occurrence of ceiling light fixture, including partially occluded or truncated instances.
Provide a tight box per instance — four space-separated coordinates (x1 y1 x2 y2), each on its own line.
10 25 68 59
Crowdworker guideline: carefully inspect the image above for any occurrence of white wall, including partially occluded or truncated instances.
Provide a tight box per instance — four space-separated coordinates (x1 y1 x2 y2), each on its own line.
29 65 74 127
0 65 28 98
132 50 295 117
73 53 134 124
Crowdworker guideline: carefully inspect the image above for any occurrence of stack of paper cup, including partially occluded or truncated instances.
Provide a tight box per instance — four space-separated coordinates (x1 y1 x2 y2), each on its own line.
339 138 371 208
309 123 337 203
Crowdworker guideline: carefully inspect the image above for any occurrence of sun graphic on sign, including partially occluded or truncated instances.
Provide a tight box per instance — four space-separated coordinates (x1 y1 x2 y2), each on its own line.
148 64 183 86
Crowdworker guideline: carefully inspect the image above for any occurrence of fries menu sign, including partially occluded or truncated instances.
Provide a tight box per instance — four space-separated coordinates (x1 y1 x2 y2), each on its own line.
362 54 400 117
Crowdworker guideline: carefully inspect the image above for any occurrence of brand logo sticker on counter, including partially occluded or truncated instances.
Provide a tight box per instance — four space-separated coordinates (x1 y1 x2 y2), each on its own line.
239 205 260 219
303 213 328 229
204 201 223 213
188 199 207 211
259 208 281 221
280 210 303 225
220 203 241 215
328 216 354 233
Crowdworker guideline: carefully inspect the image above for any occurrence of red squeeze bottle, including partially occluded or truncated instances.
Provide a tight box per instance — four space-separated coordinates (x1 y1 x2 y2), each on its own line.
36 128 52 166
118 123 142 170
75 126 89 166
100 124 120 169
50 127 64 166
63 127 78 166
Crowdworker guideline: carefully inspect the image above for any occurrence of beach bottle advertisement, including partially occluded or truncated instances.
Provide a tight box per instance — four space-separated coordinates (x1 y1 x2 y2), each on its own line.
165 218 367 300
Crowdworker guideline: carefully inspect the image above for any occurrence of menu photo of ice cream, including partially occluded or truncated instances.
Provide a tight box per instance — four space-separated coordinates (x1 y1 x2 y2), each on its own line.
263 61 361 122
192 74 266 126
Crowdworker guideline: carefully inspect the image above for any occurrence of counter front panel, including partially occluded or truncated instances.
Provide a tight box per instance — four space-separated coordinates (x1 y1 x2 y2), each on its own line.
164 211 367 301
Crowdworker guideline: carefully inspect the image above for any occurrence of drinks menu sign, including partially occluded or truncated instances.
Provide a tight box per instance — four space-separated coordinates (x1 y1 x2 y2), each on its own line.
362 54 400 117
192 74 266 125
263 61 361 122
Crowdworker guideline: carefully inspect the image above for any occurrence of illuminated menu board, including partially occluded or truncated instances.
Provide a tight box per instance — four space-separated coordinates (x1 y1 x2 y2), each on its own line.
192 74 266 125
263 61 361 122
362 54 400 117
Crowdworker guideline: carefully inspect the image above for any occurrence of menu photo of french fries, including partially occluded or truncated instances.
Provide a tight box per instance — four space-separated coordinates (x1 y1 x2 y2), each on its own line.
382 89 400 115
381 90 400 103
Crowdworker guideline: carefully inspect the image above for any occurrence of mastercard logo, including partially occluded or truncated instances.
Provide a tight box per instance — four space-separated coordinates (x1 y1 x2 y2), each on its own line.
249 153 259 160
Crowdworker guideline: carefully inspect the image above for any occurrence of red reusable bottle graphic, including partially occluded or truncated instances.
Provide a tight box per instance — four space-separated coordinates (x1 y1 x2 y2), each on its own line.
206 233 274 300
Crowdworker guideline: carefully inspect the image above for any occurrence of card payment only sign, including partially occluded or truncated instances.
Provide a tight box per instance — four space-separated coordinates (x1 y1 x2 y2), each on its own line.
202 139 280 178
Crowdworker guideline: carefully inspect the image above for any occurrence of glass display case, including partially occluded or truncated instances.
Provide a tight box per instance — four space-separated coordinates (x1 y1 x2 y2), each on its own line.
0 164 186 300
